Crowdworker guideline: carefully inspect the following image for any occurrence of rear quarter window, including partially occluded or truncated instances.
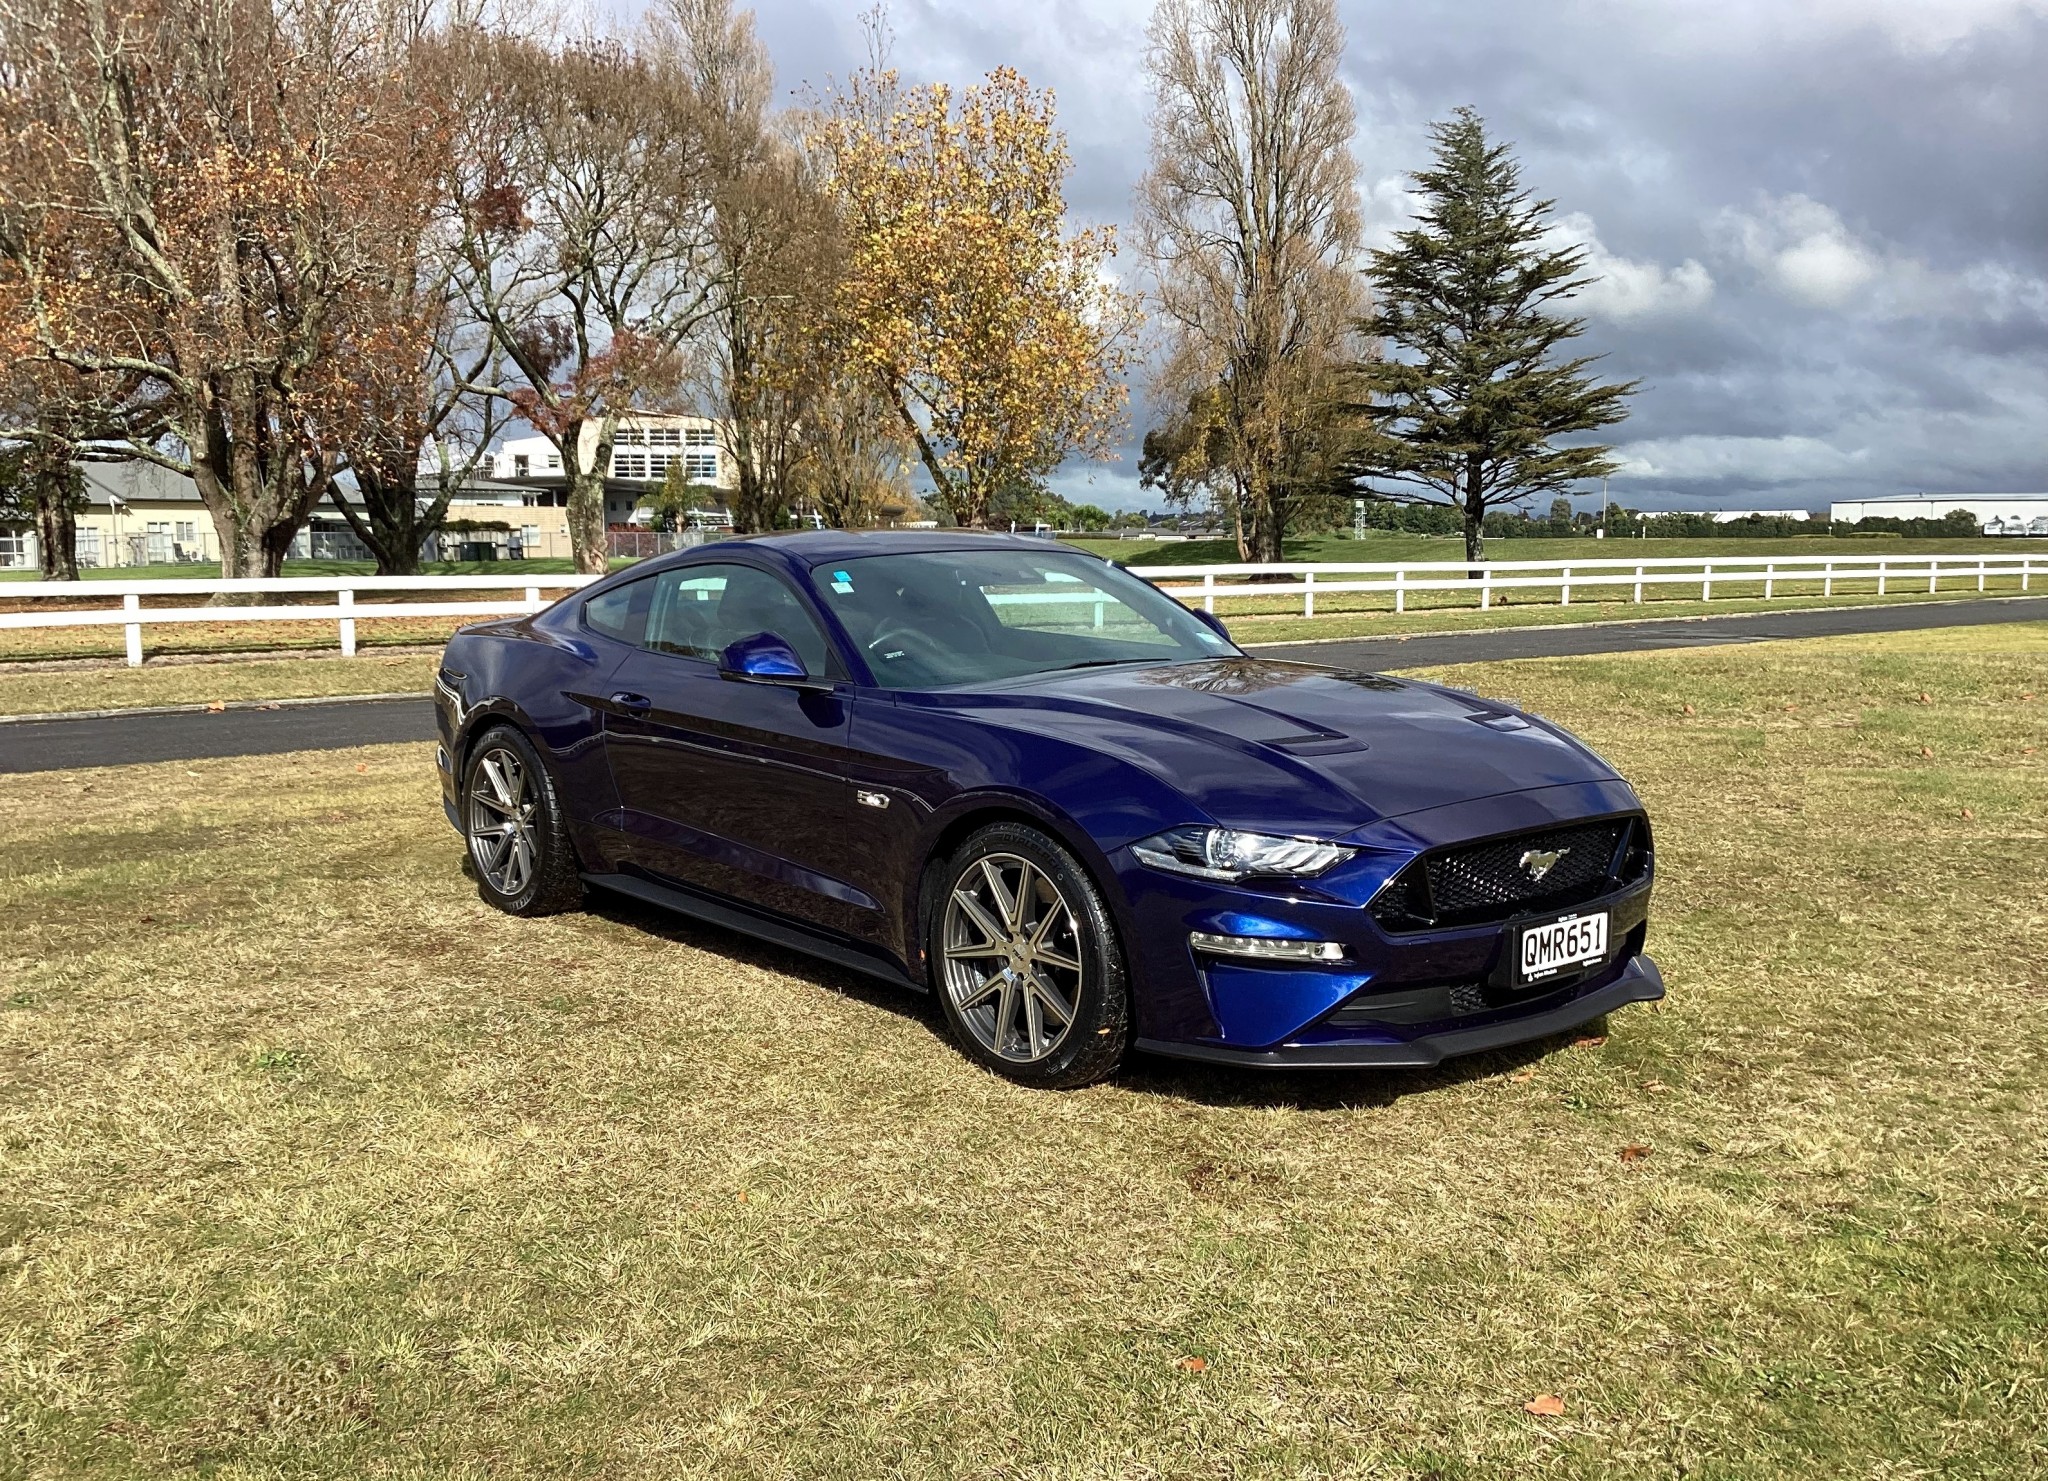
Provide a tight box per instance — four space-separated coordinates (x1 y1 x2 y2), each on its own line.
582 579 652 645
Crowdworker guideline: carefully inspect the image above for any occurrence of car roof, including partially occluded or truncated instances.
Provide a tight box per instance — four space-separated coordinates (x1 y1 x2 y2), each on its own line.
641 528 1099 573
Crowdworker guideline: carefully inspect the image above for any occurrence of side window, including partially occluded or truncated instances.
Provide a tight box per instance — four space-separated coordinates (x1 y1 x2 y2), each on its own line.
582 578 652 645
643 563 834 675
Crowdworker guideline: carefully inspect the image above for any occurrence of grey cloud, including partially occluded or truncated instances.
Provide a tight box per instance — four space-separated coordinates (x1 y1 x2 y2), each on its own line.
741 0 2048 510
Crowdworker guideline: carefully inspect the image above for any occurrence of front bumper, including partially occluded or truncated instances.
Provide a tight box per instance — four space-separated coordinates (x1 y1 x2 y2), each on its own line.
1136 951 1664 1068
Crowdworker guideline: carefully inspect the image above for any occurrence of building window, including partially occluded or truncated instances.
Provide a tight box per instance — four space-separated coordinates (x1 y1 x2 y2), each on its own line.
684 452 719 482
176 521 196 543
686 427 717 448
76 527 101 564
546 454 560 470
615 428 644 446
650 427 682 447
613 453 649 480
513 454 529 476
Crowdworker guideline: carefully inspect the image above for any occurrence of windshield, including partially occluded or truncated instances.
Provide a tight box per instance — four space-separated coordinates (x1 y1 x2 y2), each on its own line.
812 547 1237 690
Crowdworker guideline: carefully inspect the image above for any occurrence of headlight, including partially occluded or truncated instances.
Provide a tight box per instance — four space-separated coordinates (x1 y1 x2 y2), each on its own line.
1131 826 1355 882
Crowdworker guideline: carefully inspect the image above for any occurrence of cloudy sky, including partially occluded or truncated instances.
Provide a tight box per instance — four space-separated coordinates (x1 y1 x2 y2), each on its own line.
730 0 2048 513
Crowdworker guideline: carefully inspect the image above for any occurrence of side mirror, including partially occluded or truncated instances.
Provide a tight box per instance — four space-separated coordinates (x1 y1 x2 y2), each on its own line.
719 631 818 686
1193 607 1231 641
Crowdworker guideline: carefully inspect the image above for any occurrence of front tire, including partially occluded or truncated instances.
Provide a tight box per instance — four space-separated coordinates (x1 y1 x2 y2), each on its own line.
929 823 1129 1088
461 725 584 917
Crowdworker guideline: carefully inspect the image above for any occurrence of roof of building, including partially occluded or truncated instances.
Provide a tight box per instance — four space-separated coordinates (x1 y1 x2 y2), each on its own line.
1842 492 2048 504
80 460 203 506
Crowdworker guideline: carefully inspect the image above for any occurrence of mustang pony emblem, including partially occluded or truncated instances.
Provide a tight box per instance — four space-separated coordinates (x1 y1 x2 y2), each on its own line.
1519 846 1570 882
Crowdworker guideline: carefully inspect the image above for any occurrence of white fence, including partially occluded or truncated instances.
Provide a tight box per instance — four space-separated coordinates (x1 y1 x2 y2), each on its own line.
0 574 602 666
1131 551 2043 617
0 551 2040 666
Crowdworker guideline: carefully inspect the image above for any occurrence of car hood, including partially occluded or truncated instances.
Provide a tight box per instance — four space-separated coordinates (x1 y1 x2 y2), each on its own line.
918 656 1624 834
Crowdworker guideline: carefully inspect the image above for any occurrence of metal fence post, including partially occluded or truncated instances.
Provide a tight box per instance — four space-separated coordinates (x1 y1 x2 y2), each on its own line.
339 587 357 657
123 592 143 667
1303 571 1315 618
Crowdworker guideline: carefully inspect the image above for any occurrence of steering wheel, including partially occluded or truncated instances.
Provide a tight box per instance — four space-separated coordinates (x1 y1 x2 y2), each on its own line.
864 622 951 668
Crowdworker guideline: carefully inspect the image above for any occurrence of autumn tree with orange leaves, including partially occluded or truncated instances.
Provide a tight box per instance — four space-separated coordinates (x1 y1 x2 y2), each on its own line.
810 66 1136 530
0 0 444 578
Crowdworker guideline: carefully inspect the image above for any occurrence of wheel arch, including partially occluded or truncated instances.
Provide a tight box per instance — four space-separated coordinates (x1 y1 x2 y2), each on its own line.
907 791 1135 1000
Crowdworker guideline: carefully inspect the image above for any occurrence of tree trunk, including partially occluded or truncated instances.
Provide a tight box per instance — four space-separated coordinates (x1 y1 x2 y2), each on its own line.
1463 464 1486 573
568 467 609 574
34 480 80 580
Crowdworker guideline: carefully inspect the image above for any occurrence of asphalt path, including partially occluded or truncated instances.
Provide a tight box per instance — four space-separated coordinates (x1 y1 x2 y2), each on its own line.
3 594 2043 774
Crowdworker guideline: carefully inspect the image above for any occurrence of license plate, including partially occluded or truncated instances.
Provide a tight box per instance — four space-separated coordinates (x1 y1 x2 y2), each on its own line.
1519 911 1609 983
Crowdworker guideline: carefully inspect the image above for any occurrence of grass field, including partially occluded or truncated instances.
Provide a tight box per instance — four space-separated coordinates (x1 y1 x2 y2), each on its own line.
1068 532 2048 566
0 653 442 718
3 625 2044 1477
0 557 631 583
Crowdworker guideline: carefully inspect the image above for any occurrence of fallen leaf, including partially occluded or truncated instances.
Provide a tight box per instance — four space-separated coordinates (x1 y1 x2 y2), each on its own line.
1681 703 1695 715
1509 1068 1536 1083
1572 1034 1607 1049
2024 747 2038 755
205 701 226 713
354 763 369 774
2022 691 2036 700
1524 1394 1565 1417
1641 1079 1669 1092
1619 1144 1651 1163
1782 703 1798 712
1176 1356 1208 1372
1961 807 1975 821
736 1189 748 1202
1918 692 1932 704
1920 746 1934 758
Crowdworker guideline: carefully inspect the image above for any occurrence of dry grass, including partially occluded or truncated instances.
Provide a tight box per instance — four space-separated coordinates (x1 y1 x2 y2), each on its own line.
0 653 440 719
2 626 2045 1478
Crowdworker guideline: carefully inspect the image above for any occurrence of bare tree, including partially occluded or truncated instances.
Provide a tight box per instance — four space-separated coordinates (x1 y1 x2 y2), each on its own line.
1135 0 1366 562
667 0 812 532
445 26 718 573
0 0 442 578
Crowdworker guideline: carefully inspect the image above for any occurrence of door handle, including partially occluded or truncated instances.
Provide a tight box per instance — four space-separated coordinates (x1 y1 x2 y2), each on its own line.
609 691 653 716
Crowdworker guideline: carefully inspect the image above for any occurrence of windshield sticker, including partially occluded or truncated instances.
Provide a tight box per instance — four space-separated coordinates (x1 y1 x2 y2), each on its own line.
830 569 854 594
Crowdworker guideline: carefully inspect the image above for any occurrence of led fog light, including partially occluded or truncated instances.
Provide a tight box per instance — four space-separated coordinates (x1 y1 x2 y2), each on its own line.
1188 931 1348 963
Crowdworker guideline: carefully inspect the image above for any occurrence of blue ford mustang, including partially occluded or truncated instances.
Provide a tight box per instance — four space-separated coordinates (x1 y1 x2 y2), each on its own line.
435 531 1661 1087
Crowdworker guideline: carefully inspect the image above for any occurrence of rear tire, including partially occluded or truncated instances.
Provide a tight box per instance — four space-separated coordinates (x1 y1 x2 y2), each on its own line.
928 822 1129 1088
461 725 584 917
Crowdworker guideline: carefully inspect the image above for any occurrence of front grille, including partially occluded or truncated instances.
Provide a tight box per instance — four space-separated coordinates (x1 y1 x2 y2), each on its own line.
1370 817 1647 932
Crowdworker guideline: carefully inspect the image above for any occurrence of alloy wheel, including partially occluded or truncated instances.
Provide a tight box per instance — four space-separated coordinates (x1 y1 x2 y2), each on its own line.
467 745 539 897
941 852 1086 1063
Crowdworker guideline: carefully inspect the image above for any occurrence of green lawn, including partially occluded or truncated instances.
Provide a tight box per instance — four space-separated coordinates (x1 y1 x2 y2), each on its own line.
0 557 632 582
0 654 442 718
3 625 2045 1477
1069 532 2048 566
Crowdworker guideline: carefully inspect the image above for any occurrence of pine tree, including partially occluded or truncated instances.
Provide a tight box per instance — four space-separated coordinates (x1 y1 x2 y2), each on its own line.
1348 108 1635 563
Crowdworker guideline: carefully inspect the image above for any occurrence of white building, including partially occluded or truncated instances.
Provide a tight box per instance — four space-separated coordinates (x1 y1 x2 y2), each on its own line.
489 414 736 498
1709 509 1812 522
1830 492 2048 525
